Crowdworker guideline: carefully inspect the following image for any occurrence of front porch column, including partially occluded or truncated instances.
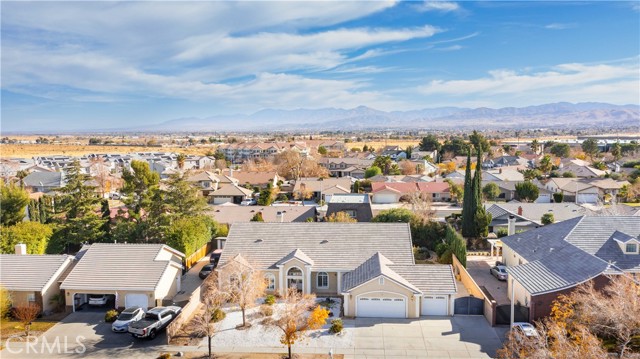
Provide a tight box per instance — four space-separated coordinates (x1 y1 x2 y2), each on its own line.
342 293 349 317
277 265 285 296
336 272 342 295
305 265 312 294
414 294 420 318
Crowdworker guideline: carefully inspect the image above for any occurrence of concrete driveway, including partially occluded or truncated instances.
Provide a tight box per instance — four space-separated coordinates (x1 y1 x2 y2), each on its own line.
2 312 166 359
466 256 510 305
348 316 502 359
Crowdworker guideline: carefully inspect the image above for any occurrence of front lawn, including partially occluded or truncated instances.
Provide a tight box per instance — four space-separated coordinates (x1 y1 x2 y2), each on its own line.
0 319 57 341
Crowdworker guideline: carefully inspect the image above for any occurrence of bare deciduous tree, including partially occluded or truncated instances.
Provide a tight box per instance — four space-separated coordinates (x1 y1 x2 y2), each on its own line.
218 255 267 328
406 191 435 221
193 274 228 359
13 303 41 336
272 288 329 359
399 160 417 175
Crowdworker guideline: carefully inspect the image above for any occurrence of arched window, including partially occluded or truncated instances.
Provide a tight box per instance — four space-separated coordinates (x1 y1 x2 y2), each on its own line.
287 267 303 277
265 274 276 291
317 272 329 289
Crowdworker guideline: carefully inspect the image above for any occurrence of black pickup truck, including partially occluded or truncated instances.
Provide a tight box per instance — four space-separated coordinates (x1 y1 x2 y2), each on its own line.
128 306 181 339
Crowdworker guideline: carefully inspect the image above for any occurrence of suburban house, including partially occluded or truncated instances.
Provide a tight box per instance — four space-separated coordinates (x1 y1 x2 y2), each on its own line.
218 223 458 318
186 171 220 196
410 150 438 161
325 193 374 222
208 204 316 224
485 203 588 232
221 169 280 189
559 159 608 178
482 169 525 182
22 171 65 193
540 177 600 204
371 182 451 204
209 184 254 205
319 157 373 178
292 177 352 202
482 180 552 203
501 216 640 321
61 243 184 311
0 244 75 314
380 146 407 161
482 156 529 170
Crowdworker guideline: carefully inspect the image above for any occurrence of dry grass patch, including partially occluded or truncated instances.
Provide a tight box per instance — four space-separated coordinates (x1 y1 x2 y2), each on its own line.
0 319 57 341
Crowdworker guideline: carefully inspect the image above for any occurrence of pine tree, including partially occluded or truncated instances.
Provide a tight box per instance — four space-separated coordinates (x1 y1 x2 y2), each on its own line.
461 148 475 237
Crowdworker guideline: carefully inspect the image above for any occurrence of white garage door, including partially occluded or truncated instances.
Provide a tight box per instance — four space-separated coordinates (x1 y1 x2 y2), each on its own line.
422 295 448 316
373 193 398 204
357 297 405 318
125 293 149 310
577 193 598 204
213 196 232 205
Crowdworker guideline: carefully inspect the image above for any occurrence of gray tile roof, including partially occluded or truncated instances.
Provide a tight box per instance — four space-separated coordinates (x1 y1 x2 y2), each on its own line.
342 253 420 293
61 244 184 292
506 246 612 295
22 171 64 188
219 223 414 270
0 254 74 291
387 265 457 294
486 203 587 225
210 184 253 197
207 205 316 224
502 216 640 294
276 249 314 266
329 194 370 204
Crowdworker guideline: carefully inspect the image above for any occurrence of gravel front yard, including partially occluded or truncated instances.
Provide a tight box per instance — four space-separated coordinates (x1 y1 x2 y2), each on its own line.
207 297 353 350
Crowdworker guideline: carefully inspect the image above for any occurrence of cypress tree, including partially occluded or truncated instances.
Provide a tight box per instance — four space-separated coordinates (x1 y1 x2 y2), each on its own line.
461 148 475 237
473 147 491 237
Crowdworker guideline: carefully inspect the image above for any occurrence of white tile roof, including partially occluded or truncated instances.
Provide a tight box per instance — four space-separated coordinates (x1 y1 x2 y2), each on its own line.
342 252 420 293
61 244 184 292
0 254 74 291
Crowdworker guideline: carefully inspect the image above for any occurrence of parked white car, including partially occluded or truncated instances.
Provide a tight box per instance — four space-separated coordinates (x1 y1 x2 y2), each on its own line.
88 294 108 306
112 307 145 332
512 322 539 337
240 198 257 206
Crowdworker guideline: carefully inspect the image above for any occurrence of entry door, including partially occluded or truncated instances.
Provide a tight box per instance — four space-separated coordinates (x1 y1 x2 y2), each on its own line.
356 297 405 318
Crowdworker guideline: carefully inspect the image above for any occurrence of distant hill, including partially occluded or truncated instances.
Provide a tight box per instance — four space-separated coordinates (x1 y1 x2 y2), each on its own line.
137 102 639 132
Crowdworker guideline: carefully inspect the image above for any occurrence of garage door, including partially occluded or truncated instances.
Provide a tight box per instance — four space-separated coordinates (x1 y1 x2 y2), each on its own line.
422 295 448 316
577 193 598 204
373 193 398 204
356 297 405 318
213 196 232 205
125 293 149 310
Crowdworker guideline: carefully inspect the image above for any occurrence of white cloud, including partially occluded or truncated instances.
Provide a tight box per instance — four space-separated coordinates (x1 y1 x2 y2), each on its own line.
545 23 577 30
418 60 640 106
418 1 460 12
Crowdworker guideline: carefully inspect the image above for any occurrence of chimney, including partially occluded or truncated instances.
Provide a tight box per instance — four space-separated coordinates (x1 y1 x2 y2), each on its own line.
517 206 523 216
499 168 502 174
507 215 516 236
276 211 285 223
15 243 27 255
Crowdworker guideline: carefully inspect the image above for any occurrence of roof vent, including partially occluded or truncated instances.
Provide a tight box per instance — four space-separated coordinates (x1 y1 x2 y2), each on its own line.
255 239 263 243
549 247 554 252
320 240 329 244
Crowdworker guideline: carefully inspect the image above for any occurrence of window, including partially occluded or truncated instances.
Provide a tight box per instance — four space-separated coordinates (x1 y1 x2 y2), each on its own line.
287 267 302 276
27 293 36 303
265 274 275 290
345 210 357 218
626 243 638 253
317 272 329 289
379 277 384 285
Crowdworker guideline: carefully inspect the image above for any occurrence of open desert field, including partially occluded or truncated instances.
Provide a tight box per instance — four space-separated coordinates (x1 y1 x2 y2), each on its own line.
0 144 213 158
348 140 419 151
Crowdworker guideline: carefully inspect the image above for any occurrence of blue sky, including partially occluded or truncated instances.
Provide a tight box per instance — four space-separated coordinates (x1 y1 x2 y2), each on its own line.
1 1 639 131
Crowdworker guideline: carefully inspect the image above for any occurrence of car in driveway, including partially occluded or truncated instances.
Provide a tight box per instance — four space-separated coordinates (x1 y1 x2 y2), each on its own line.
240 198 257 206
512 322 539 338
129 306 181 339
210 249 222 266
88 294 109 306
199 264 215 279
112 307 145 332
490 265 508 281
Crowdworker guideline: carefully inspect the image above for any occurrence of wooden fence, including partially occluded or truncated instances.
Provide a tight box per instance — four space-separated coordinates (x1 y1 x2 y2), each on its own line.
184 242 214 272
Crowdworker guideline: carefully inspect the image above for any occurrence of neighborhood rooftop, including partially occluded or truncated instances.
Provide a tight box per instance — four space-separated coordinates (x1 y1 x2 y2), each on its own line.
0 254 74 291
219 222 414 270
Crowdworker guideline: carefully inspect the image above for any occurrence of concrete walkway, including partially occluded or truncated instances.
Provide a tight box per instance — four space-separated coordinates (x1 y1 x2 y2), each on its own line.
172 255 210 303
466 256 510 305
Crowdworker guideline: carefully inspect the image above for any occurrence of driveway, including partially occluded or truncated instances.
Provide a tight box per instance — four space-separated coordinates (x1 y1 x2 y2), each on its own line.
466 256 510 305
1 312 166 359
347 316 502 359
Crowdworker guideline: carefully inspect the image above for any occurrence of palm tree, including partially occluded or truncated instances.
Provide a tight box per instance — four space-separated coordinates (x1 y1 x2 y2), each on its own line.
176 153 186 170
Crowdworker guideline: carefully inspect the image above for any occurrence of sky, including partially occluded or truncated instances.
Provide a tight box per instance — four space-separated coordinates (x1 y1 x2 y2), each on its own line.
1 1 639 132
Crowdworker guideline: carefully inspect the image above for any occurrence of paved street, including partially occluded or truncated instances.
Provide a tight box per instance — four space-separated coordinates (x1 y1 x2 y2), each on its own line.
466 256 510 305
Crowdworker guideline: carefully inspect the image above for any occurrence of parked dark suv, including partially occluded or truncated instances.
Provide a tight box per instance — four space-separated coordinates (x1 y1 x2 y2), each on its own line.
209 249 222 267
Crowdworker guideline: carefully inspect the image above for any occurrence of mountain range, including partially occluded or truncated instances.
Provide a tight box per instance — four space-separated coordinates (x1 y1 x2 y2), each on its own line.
129 102 639 132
